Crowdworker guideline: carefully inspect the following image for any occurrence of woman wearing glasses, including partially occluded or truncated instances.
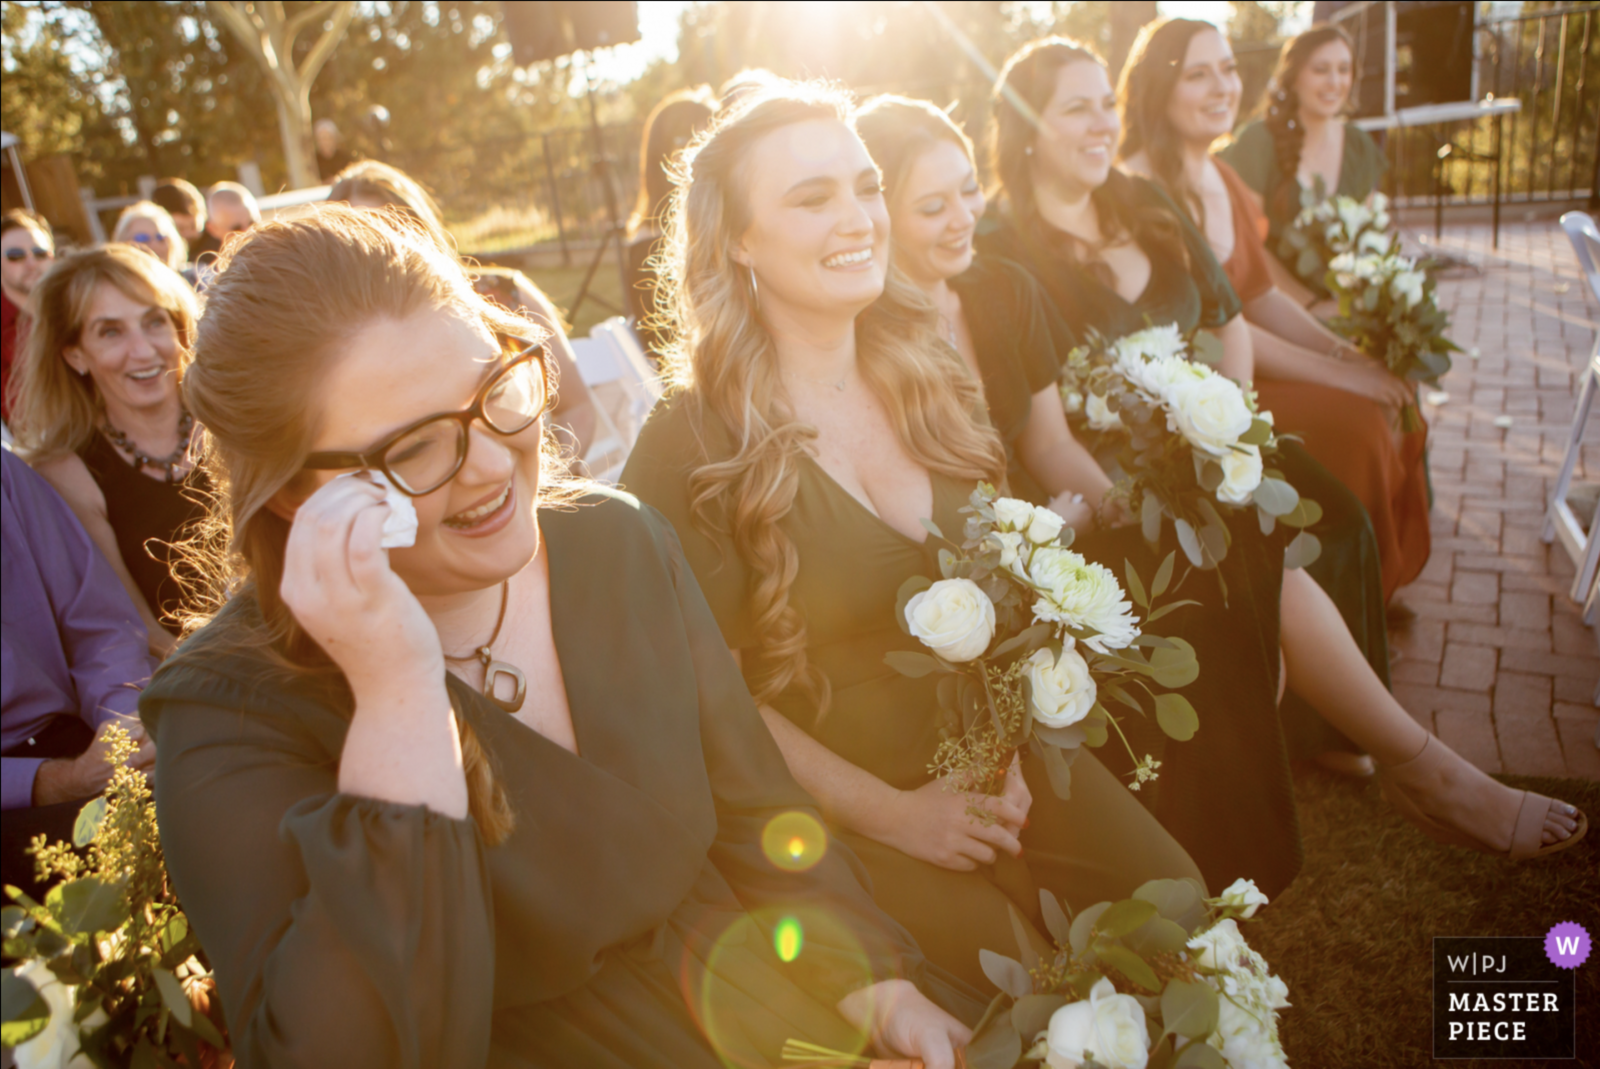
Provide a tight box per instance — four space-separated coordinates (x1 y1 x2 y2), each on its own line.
1 208 54 424
113 201 189 272
136 206 979 1069
9 244 204 659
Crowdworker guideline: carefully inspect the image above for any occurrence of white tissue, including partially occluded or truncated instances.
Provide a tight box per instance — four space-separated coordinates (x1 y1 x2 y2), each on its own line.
340 470 418 548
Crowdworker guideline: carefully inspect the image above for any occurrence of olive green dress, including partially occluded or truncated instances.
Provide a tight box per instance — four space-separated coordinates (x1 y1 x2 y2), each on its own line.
621 397 1206 992
976 175 1389 785
138 491 983 1069
1220 118 1390 277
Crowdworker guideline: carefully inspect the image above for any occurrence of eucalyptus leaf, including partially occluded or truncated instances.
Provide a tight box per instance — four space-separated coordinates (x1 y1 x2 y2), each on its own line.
1250 476 1300 517
979 950 1033 999
1095 898 1158 939
1134 877 1206 929
1009 903 1054 972
1142 492 1164 544
1257 506 1276 536
1174 1038 1227 1069
1283 530 1323 570
1012 994 1070 1045
1124 560 1148 609
1040 741 1075 799
1069 902 1111 956
1097 942 1160 992
2 967 45 1025
1142 599 1202 624
56 877 128 937
72 796 107 848
1151 552 1175 598
153 967 194 1029
1238 419 1273 446
964 1014 1024 1069
1148 638 1200 689
1160 979 1220 1040
1154 692 1200 741
1040 891 1073 945
920 517 946 542
883 650 945 678
1126 916 1192 957
1103 682 1146 714
1280 497 1325 529
1034 723 1088 749
938 548 958 579
1174 518 1203 568
1190 331 1224 366
1198 522 1228 566
1197 459 1223 493
1 906 28 940
992 623 1053 659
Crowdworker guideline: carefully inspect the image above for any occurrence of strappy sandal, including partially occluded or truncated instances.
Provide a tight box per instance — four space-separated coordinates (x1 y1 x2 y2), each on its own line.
1377 736 1589 860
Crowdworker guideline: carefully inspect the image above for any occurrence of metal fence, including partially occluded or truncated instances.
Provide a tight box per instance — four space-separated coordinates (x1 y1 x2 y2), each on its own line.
419 4 1597 260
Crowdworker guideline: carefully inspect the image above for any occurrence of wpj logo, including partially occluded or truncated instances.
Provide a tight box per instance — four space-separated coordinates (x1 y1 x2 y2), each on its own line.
1433 936 1577 1059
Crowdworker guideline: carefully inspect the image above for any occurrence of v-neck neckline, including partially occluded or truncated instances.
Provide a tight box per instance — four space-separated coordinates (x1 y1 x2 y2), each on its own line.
799 451 943 550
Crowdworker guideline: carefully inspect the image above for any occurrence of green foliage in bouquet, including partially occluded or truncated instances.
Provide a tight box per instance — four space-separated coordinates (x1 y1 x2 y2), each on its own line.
1059 325 1323 579
1277 182 1397 296
1325 251 1458 433
889 485 1203 806
961 878 1289 1069
2 725 227 1069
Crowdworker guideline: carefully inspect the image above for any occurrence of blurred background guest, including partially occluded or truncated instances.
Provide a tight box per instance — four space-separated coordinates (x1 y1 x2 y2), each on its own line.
151 178 207 249
191 181 260 259
113 200 189 271
2 449 156 904
314 117 355 181
2 209 54 426
9 245 206 659
625 87 715 361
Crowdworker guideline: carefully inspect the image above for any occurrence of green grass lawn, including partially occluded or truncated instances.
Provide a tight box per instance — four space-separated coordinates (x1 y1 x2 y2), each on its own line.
1250 769 1599 1068
512 260 629 338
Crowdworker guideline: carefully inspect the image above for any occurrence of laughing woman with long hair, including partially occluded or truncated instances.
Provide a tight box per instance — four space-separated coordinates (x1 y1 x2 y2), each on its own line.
622 81 1208 992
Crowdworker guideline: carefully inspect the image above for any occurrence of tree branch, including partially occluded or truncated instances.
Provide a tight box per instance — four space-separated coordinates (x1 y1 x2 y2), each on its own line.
205 0 271 67
295 1 353 86
283 0 342 49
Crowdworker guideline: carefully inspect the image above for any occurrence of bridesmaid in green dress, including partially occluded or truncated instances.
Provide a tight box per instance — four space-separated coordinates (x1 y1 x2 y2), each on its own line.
972 36 1585 865
139 206 981 1068
621 82 1208 993
1218 22 1389 300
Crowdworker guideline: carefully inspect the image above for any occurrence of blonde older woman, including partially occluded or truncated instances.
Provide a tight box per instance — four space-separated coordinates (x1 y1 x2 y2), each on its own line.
8 244 206 657
113 201 188 271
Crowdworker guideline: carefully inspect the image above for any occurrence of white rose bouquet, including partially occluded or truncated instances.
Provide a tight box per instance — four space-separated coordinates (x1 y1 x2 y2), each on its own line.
1324 251 1457 432
1 726 229 1068
961 877 1290 1069
888 484 1204 806
1059 325 1323 577
1278 184 1397 296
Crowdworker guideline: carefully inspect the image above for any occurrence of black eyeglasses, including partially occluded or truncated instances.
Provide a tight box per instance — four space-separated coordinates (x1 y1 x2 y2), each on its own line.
302 340 552 497
3 247 52 263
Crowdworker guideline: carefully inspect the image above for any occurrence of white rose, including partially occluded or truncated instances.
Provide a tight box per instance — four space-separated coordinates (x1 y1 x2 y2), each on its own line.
1026 505 1067 545
1357 228 1391 255
1211 996 1289 1069
11 959 104 1069
1166 375 1254 458
986 530 1029 581
1188 918 1250 973
993 497 1036 534
1216 445 1264 505
905 578 995 663
1028 547 1141 652
1044 977 1151 1069
1025 645 1098 728
1084 391 1124 432
1216 877 1270 918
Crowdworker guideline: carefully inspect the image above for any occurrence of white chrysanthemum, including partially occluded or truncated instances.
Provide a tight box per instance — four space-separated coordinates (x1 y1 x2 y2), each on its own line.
1027 546 1141 652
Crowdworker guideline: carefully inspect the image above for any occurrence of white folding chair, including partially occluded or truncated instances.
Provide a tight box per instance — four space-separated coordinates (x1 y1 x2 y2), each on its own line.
567 317 663 484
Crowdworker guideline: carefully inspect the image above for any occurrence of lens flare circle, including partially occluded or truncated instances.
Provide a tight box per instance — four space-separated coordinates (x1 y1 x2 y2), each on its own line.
774 916 804 962
761 811 828 873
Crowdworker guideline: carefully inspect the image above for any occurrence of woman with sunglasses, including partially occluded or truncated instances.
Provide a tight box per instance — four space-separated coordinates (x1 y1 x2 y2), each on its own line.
113 201 189 272
137 206 979 1069
1 208 54 424
9 244 204 659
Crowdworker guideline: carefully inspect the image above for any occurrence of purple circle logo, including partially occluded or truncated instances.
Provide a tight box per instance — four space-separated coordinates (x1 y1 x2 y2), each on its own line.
1545 922 1590 969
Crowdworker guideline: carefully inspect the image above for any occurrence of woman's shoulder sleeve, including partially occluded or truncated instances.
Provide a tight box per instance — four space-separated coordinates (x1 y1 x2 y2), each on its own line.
1218 121 1274 193
1131 176 1242 327
995 257 1071 392
619 396 756 650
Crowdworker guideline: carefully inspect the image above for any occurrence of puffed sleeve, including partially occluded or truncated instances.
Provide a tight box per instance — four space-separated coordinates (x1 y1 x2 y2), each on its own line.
621 395 757 650
1218 121 1276 196
140 656 496 1069
647 508 927 1006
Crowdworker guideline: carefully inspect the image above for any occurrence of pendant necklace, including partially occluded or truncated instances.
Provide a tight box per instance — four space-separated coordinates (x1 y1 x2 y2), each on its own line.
102 407 195 484
443 579 527 713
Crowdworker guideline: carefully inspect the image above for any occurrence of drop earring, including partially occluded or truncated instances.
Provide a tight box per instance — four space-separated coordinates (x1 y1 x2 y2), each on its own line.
747 264 760 307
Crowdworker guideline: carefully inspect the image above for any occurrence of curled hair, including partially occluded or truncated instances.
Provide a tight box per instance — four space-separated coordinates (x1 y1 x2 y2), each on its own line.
1117 18 1220 227
989 36 1189 284
179 205 581 845
8 245 198 460
113 200 189 270
854 94 975 202
656 81 1005 720
1257 23 1356 220
628 88 716 238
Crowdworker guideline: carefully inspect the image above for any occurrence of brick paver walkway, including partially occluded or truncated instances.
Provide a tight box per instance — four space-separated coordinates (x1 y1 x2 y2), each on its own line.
1387 217 1600 781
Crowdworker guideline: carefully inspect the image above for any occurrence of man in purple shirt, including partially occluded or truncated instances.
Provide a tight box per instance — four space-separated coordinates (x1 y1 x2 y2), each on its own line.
2 449 156 900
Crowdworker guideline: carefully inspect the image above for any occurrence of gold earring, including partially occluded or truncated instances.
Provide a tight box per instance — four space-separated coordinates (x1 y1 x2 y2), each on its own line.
747 265 760 307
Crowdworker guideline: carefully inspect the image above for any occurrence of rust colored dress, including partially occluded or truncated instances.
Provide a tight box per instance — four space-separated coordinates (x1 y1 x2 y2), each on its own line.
1215 157 1431 600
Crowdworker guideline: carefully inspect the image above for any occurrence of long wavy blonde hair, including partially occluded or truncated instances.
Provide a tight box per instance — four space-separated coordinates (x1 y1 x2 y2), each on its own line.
178 205 581 845
655 81 1006 720
7 244 199 461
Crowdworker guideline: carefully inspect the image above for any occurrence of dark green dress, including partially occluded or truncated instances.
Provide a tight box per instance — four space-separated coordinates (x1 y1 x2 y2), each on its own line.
1220 119 1390 264
621 396 1207 992
953 253 1298 896
138 492 982 1069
